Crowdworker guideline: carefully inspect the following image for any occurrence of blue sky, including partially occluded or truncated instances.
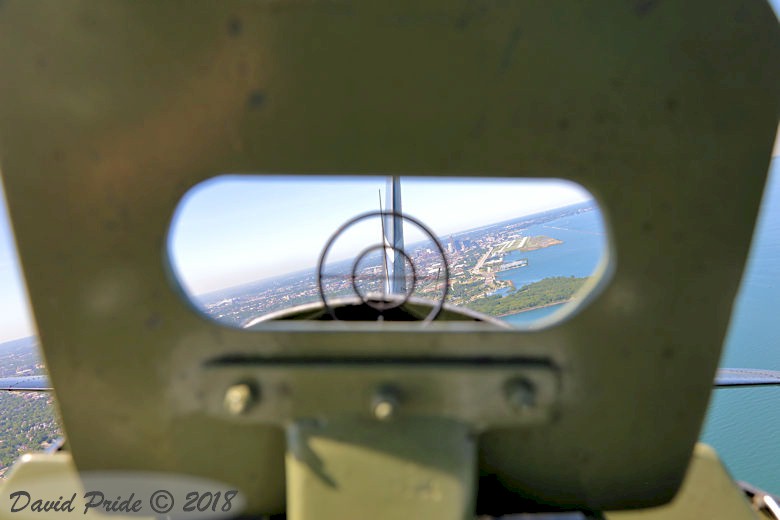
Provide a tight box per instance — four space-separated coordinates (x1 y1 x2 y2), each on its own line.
168 176 592 296
0 182 36 343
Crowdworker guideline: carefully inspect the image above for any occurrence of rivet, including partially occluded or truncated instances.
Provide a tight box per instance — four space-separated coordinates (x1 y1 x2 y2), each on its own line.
224 382 258 415
372 386 400 421
505 377 536 412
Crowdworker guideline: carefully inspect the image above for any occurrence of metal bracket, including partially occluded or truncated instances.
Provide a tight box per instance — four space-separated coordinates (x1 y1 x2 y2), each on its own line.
198 358 560 430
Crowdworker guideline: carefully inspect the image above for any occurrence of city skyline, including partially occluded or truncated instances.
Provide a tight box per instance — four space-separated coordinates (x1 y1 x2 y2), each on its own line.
168 176 593 296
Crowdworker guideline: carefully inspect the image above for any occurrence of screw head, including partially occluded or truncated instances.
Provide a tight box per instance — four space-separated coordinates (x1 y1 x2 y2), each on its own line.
505 377 536 412
371 385 401 421
224 382 257 415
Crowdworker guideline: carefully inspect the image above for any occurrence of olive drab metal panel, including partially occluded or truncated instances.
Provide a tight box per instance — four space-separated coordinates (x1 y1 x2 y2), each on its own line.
0 0 778 517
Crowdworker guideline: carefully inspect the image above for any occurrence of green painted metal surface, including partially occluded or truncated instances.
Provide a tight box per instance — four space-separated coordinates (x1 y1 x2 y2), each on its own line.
0 0 777 517
287 418 475 520
607 444 759 520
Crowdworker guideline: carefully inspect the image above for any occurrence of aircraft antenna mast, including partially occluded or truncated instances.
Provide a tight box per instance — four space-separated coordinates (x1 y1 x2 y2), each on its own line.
385 176 406 295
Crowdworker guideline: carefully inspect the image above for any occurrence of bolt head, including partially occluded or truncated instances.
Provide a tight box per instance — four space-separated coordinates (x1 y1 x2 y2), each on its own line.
505 377 536 412
224 382 257 415
372 385 401 421
373 399 396 420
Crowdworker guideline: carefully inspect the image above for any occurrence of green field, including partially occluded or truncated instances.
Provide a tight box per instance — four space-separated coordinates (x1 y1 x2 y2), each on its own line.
469 276 588 316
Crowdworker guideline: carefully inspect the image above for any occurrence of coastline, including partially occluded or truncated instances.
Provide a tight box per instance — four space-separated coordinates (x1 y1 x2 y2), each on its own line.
495 299 571 318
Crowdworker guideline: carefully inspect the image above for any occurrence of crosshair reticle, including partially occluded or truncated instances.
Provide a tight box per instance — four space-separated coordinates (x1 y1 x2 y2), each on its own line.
317 210 450 323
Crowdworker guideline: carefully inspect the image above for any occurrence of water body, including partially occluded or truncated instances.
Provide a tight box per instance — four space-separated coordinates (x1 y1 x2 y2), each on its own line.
497 208 607 326
699 161 780 494
498 209 607 289
499 161 780 494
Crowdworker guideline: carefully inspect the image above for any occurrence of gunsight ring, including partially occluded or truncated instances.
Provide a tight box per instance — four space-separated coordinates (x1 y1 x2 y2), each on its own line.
316 210 449 323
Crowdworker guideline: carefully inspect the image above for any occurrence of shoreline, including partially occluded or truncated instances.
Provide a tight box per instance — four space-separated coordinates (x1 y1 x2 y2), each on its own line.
494 299 572 318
